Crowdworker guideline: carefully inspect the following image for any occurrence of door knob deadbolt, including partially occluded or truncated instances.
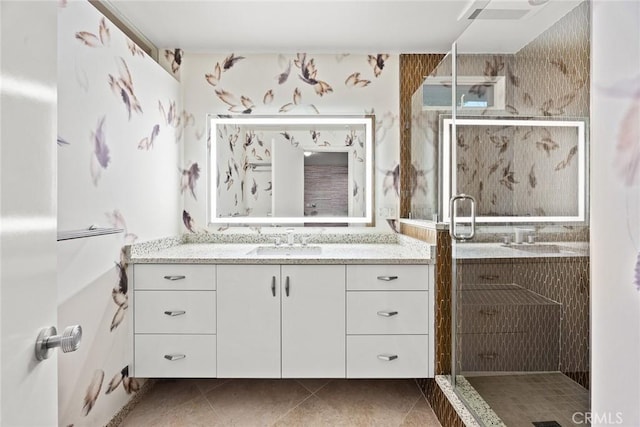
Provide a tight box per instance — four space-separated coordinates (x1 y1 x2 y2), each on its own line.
35 325 82 361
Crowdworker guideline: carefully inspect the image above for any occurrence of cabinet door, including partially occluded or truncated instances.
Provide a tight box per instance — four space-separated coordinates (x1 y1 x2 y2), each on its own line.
217 265 281 377
281 265 346 378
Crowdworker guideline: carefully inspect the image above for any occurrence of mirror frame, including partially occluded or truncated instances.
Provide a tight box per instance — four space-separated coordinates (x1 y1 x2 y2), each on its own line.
442 117 588 224
208 115 375 225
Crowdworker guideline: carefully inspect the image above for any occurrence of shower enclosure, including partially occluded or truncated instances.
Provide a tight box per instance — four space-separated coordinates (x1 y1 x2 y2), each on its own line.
409 2 591 425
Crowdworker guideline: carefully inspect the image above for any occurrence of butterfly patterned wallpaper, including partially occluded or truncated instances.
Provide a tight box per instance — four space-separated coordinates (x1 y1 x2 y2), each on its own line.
57 2 181 426
409 2 589 222
179 52 399 231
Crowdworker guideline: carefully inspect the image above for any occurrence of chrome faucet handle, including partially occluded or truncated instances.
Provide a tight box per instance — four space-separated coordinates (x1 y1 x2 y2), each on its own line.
286 228 295 245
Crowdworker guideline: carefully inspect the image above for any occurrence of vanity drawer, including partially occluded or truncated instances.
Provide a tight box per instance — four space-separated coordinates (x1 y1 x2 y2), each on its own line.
347 335 428 378
134 334 216 378
347 291 428 335
134 264 216 290
346 265 429 291
134 291 216 334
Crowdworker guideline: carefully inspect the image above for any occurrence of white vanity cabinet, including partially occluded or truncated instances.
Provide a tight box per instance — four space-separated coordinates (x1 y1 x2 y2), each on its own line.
131 260 434 380
217 264 345 378
345 264 433 378
132 264 216 378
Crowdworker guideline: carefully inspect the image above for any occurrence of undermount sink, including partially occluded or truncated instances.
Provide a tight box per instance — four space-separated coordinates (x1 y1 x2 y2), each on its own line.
506 243 561 253
247 245 323 256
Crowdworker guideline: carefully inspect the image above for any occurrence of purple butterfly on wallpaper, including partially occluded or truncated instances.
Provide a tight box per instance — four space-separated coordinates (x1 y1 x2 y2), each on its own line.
353 180 360 200
57 136 70 146
345 130 356 146
75 17 110 47
159 99 178 127
352 150 363 163
251 147 264 161
555 145 579 171
251 178 258 200
138 124 160 150
215 89 254 114
345 72 371 88
105 366 140 395
263 89 274 105
381 164 400 197
409 163 430 197
368 54 389 78
635 252 640 291
599 76 640 185
183 210 195 233
223 53 245 71
127 39 145 57
244 131 256 148
108 57 143 120
550 58 587 90
295 53 333 97
265 181 272 192
110 260 128 332
82 369 104 416
205 62 222 87
180 162 200 200
90 116 109 186
164 48 183 74
499 161 519 191
105 209 138 243
277 60 292 85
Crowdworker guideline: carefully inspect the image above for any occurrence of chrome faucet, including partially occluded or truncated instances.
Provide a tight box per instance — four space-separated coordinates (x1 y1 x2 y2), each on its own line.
286 228 295 246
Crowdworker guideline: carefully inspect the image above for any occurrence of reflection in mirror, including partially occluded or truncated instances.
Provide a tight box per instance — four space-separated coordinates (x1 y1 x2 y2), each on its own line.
209 116 374 224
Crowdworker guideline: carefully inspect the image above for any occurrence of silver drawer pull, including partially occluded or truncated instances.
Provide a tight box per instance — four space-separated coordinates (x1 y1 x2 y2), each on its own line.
164 310 186 317
377 311 398 317
479 352 498 359
271 276 276 297
479 309 498 316
479 274 499 281
164 353 186 361
164 275 186 281
377 275 398 281
377 354 398 361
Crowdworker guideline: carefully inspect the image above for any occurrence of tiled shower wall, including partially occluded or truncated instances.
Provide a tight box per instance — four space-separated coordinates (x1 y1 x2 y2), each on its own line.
57 2 181 426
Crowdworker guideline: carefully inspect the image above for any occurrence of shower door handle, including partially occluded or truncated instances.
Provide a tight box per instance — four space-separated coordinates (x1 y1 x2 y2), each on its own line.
449 194 476 241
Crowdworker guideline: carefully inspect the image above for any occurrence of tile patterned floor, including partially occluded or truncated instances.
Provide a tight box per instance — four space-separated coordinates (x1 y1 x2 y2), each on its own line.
119 379 443 426
466 373 590 427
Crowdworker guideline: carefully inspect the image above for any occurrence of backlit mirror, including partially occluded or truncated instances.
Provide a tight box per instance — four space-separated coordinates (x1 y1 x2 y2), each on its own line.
208 116 374 224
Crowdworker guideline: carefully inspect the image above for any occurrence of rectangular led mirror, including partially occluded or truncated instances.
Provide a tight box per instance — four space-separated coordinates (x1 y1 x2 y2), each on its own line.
208 116 374 225
442 117 587 224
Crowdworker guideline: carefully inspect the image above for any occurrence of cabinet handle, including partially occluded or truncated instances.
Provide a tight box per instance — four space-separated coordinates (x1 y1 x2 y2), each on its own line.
164 275 186 281
377 354 398 361
479 309 498 316
479 274 499 281
377 276 398 281
285 276 290 297
377 311 398 317
478 352 498 359
164 310 186 317
271 276 276 297
164 353 186 361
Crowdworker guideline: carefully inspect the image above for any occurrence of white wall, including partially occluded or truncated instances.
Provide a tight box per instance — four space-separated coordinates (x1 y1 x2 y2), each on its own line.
57 2 181 426
591 1 640 425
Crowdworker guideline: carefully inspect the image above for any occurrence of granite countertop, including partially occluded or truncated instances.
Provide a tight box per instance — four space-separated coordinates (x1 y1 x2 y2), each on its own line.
454 241 589 260
126 232 434 265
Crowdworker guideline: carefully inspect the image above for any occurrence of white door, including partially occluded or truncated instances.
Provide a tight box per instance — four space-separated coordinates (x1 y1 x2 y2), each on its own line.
217 265 281 377
281 265 345 378
1 1 58 425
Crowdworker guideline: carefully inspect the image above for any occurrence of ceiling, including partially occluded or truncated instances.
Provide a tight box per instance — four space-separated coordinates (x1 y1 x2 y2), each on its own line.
104 0 583 54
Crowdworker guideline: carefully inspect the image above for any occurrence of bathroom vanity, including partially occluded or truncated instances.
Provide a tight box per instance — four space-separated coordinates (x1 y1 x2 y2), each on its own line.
126 233 435 380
